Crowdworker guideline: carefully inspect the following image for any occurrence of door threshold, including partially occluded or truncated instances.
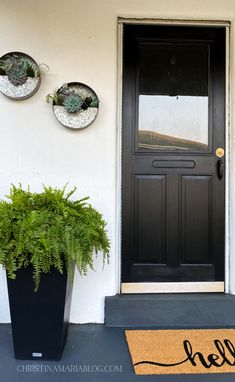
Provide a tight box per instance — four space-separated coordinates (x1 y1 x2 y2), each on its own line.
121 282 224 294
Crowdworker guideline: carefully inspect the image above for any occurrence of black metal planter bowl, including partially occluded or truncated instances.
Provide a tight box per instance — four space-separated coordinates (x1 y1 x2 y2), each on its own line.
7 266 74 360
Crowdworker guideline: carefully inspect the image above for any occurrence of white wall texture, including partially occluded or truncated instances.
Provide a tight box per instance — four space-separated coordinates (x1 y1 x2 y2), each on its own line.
0 0 235 323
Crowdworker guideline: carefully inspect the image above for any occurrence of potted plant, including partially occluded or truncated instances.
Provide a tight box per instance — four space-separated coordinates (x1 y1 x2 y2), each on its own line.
0 52 41 100
0 185 109 360
46 82 99 130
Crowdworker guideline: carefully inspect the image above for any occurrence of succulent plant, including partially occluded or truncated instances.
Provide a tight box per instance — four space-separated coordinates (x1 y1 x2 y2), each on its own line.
59 83 71 97
7 62 28 86
0 60 7 75
63 92 83 114
90 96 99 108
82 97 92 110
0 55 39 86
82 96 99 110
46 89 64 106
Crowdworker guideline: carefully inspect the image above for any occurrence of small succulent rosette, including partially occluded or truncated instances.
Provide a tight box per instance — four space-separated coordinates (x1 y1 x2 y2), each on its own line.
0 52 41 100
46 82 99 130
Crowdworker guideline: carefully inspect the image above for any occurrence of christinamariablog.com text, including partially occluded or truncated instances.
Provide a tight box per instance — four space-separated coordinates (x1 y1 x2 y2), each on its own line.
16 364 123 373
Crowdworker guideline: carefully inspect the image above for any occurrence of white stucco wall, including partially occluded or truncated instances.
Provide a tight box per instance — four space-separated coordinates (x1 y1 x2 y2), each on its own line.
0 0 235 323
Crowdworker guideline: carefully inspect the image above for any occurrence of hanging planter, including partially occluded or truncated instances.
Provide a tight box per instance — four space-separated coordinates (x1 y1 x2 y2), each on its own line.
0 52 41 100
46 82 99 130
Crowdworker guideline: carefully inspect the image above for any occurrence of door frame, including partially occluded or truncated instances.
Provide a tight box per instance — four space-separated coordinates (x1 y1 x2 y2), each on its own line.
116 17 231 294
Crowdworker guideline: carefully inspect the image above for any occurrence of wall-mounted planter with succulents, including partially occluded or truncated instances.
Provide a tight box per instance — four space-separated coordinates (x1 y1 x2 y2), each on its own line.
46 82 99 130
0 52 41 100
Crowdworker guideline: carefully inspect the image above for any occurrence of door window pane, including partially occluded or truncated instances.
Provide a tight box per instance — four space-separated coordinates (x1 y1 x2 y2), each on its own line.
138 43 209 151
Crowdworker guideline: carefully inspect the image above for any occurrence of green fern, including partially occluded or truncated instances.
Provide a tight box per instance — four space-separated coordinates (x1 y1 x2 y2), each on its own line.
0 185 110 291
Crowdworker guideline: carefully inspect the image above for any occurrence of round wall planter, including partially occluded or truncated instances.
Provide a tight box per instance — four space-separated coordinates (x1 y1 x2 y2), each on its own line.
48 82 99 130
0 52 41 100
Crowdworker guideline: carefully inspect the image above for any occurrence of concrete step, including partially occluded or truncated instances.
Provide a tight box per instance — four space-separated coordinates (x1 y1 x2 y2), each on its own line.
105 293 235 328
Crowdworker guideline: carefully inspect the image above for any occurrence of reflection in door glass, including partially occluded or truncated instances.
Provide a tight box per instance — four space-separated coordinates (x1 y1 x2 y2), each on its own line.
138 43 209 151
139 95 208 150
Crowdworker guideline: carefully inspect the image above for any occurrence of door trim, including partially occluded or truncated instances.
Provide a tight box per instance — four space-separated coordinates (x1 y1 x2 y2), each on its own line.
116 18 231 294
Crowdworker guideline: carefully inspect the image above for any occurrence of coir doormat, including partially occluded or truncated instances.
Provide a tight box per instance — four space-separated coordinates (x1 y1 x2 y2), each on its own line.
125 329 235 375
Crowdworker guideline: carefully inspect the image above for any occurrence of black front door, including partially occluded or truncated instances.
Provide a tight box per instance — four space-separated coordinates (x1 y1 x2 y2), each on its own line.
122 25 225 284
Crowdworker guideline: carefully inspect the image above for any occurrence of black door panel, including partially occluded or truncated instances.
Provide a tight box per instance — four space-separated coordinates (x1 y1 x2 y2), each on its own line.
122 25 225 283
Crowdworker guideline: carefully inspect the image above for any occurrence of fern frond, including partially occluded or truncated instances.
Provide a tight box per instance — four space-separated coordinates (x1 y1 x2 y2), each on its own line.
0 184 110 290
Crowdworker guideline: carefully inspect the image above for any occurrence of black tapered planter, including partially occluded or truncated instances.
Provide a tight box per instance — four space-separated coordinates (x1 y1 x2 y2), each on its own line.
7 265 74 360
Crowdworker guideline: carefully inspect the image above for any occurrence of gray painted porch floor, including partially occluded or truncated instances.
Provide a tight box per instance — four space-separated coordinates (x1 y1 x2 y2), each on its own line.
1 324 235 382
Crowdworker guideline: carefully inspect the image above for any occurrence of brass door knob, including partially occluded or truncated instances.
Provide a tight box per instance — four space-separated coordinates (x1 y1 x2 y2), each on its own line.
216 148 225 158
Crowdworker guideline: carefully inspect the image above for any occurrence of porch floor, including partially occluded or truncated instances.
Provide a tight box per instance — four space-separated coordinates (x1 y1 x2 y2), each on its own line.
1 324 235 382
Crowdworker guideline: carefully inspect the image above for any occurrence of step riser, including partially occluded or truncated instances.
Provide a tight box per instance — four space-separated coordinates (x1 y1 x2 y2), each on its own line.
105 294 235 327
